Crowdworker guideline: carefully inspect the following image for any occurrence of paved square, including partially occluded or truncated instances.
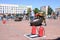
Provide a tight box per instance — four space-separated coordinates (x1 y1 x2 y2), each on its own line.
0 17 60 40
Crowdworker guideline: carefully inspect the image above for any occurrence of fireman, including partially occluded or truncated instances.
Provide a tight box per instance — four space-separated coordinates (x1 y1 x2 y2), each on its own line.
31 12 46 37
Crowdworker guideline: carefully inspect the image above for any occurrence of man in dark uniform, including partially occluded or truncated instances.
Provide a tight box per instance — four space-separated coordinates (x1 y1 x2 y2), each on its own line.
30 12 46 36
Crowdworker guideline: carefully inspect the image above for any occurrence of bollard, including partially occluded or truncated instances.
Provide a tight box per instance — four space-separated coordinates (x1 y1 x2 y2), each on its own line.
31 26 36 35
38 26 45 37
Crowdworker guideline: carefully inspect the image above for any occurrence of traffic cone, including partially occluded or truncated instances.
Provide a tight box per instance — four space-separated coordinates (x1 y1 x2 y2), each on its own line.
38 26 45 37
31 26 36 35
2 20 6 24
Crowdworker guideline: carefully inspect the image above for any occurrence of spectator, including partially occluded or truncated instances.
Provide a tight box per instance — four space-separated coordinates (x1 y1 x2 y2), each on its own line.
25 14 29 20
53 13 56 19
56 12 59 17
23 10 26 20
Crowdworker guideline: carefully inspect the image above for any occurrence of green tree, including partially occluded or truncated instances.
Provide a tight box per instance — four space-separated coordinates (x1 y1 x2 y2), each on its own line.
33 8 40 14
48 6 53 15
27 8 31 15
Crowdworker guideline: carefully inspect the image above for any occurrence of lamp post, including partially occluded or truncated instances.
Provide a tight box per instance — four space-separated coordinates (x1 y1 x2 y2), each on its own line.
3 6 5 18
3 6 4 15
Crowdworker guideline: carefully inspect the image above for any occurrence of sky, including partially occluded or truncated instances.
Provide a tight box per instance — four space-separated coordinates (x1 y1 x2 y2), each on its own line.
0 0 60 10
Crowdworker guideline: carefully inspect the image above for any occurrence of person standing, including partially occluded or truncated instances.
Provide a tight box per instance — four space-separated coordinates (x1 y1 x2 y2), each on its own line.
23 10 26 20
56 12 59 17
29 10 35 21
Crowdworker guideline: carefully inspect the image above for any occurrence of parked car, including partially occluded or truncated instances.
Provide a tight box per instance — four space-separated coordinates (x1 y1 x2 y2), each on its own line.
14 14 24 21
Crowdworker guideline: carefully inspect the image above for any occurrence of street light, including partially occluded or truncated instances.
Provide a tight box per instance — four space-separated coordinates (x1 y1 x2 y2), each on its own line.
3 6 4 15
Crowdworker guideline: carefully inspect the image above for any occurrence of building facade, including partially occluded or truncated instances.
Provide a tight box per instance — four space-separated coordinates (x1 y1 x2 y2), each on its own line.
40 6 48 15
55 8 60 15
40 6 54 16
0 4 32 14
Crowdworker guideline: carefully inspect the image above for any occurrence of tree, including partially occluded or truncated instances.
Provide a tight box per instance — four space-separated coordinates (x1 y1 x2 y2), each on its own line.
33 8 40 14
48 6 53 15
27 8 31 15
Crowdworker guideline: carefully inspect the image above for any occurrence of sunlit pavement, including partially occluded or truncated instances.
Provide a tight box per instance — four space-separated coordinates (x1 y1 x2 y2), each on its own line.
0 17 60 40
